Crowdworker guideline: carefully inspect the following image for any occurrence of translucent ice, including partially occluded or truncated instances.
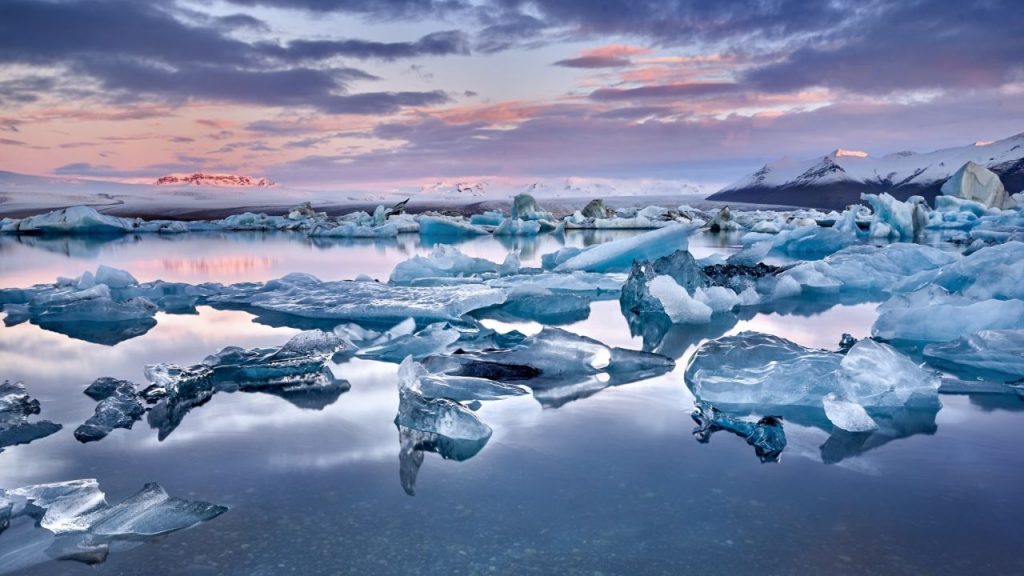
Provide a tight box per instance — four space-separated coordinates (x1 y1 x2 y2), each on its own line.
782 243 956 295
74 378 145 443
647 276 713 324
398 356 528 402
862 192 926 239
143 330 352 439
210 274 507 323
822 393 878 432
8 206 133 236
389 246 519 285
357 321 462 362
395 357 493 452
691 401 786 463
4 479 225 555
873 288 1024 342
494 218 542 236
0 381 62 453
417 215 490 237
549 224 692 273
684 332 939 409
923 329 1024 379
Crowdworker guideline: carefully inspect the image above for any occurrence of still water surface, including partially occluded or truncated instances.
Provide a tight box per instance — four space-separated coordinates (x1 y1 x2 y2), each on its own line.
0 230 1021 575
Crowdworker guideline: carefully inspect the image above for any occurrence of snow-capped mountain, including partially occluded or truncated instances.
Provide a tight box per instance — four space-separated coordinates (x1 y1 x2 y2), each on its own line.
709 132 1024 209
155 173 274 187
418 180 488 196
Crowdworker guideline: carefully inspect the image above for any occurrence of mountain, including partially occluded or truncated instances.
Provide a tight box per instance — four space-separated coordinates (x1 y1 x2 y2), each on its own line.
155 173 274 187
708 132 1024 209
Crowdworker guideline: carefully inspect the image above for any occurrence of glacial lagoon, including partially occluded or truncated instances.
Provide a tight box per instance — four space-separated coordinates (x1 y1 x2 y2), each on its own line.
1 228 1023 575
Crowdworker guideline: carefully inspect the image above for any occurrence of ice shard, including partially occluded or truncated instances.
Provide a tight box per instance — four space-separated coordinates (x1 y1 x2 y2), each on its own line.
389 246 519 285
143 330 352 440
0 381 61 453
394 357 493 495
0 478 225 571
74 378 146 443
923 329 1024 379
691 401 786 462
549 224 692 273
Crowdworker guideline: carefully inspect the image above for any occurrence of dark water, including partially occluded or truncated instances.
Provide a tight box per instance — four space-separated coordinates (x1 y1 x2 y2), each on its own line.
1 231 1021 575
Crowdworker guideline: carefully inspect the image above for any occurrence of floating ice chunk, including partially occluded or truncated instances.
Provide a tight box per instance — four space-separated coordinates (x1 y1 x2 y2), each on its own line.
782 243 956 295
901 241 1024 301
398 356 527 402
581 199 611 219
873 288 1024 342
357 322 462 362
10 206 133 235
708 206 740 232
5 479 225 547
418 215 490 237
395 358 493 442
142 330 352 440
551 224 691 273
210 275 507 323
822 394 878 432
469 210 506 226
923 329 1024 378
941 161 1016 210
510 193 553 221
389 246 519 284
764 225 857 257
691 401 786 463
308 222 399 238
74 379 146 443
0 381 62 454
647 276 713 324
487 271 625 294
93 266 138 289
422 327 673 381
82 483 227 538
494 218 541 236
685 332 939 409
862 192 927 240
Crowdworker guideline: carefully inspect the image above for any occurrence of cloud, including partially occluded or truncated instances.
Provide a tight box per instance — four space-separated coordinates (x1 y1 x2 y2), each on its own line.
554 44 650 68
260 31 470 62
0 0 456 114
743 0 1024 94
223 0 469 17
590 82 738 101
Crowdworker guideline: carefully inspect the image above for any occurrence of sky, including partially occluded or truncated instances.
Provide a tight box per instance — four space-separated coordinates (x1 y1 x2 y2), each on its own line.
1 0 1022 190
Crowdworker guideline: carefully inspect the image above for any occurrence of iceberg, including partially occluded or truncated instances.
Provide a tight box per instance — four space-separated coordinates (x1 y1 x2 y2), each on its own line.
493 218 541 236
941 161 1017 210
510 193 553 221
143 330 352 440
394 358 493 495
210 274 507 324
417 215 490 237
685 332 939 410
781 243 957 295
550 224 692 273
6 206 133 236
1 478 225 569
874 289 1024 342
398 356 527 402
862 193 927 240
308 222 399 238
691 401 786 462
708 206 740 232
74 378 145 443
922 329 1024 379
389 246 519 285
0 381 62 453
356 321 462 362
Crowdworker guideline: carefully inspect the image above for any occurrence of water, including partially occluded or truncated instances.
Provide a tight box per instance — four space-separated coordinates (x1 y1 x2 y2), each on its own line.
1 231 1022 575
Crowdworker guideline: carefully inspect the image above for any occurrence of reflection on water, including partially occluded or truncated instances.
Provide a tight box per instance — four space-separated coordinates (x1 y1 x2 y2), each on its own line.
1 231 1024 575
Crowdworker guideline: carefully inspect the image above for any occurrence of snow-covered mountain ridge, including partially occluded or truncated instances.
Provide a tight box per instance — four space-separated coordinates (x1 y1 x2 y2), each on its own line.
709 132 1024 209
